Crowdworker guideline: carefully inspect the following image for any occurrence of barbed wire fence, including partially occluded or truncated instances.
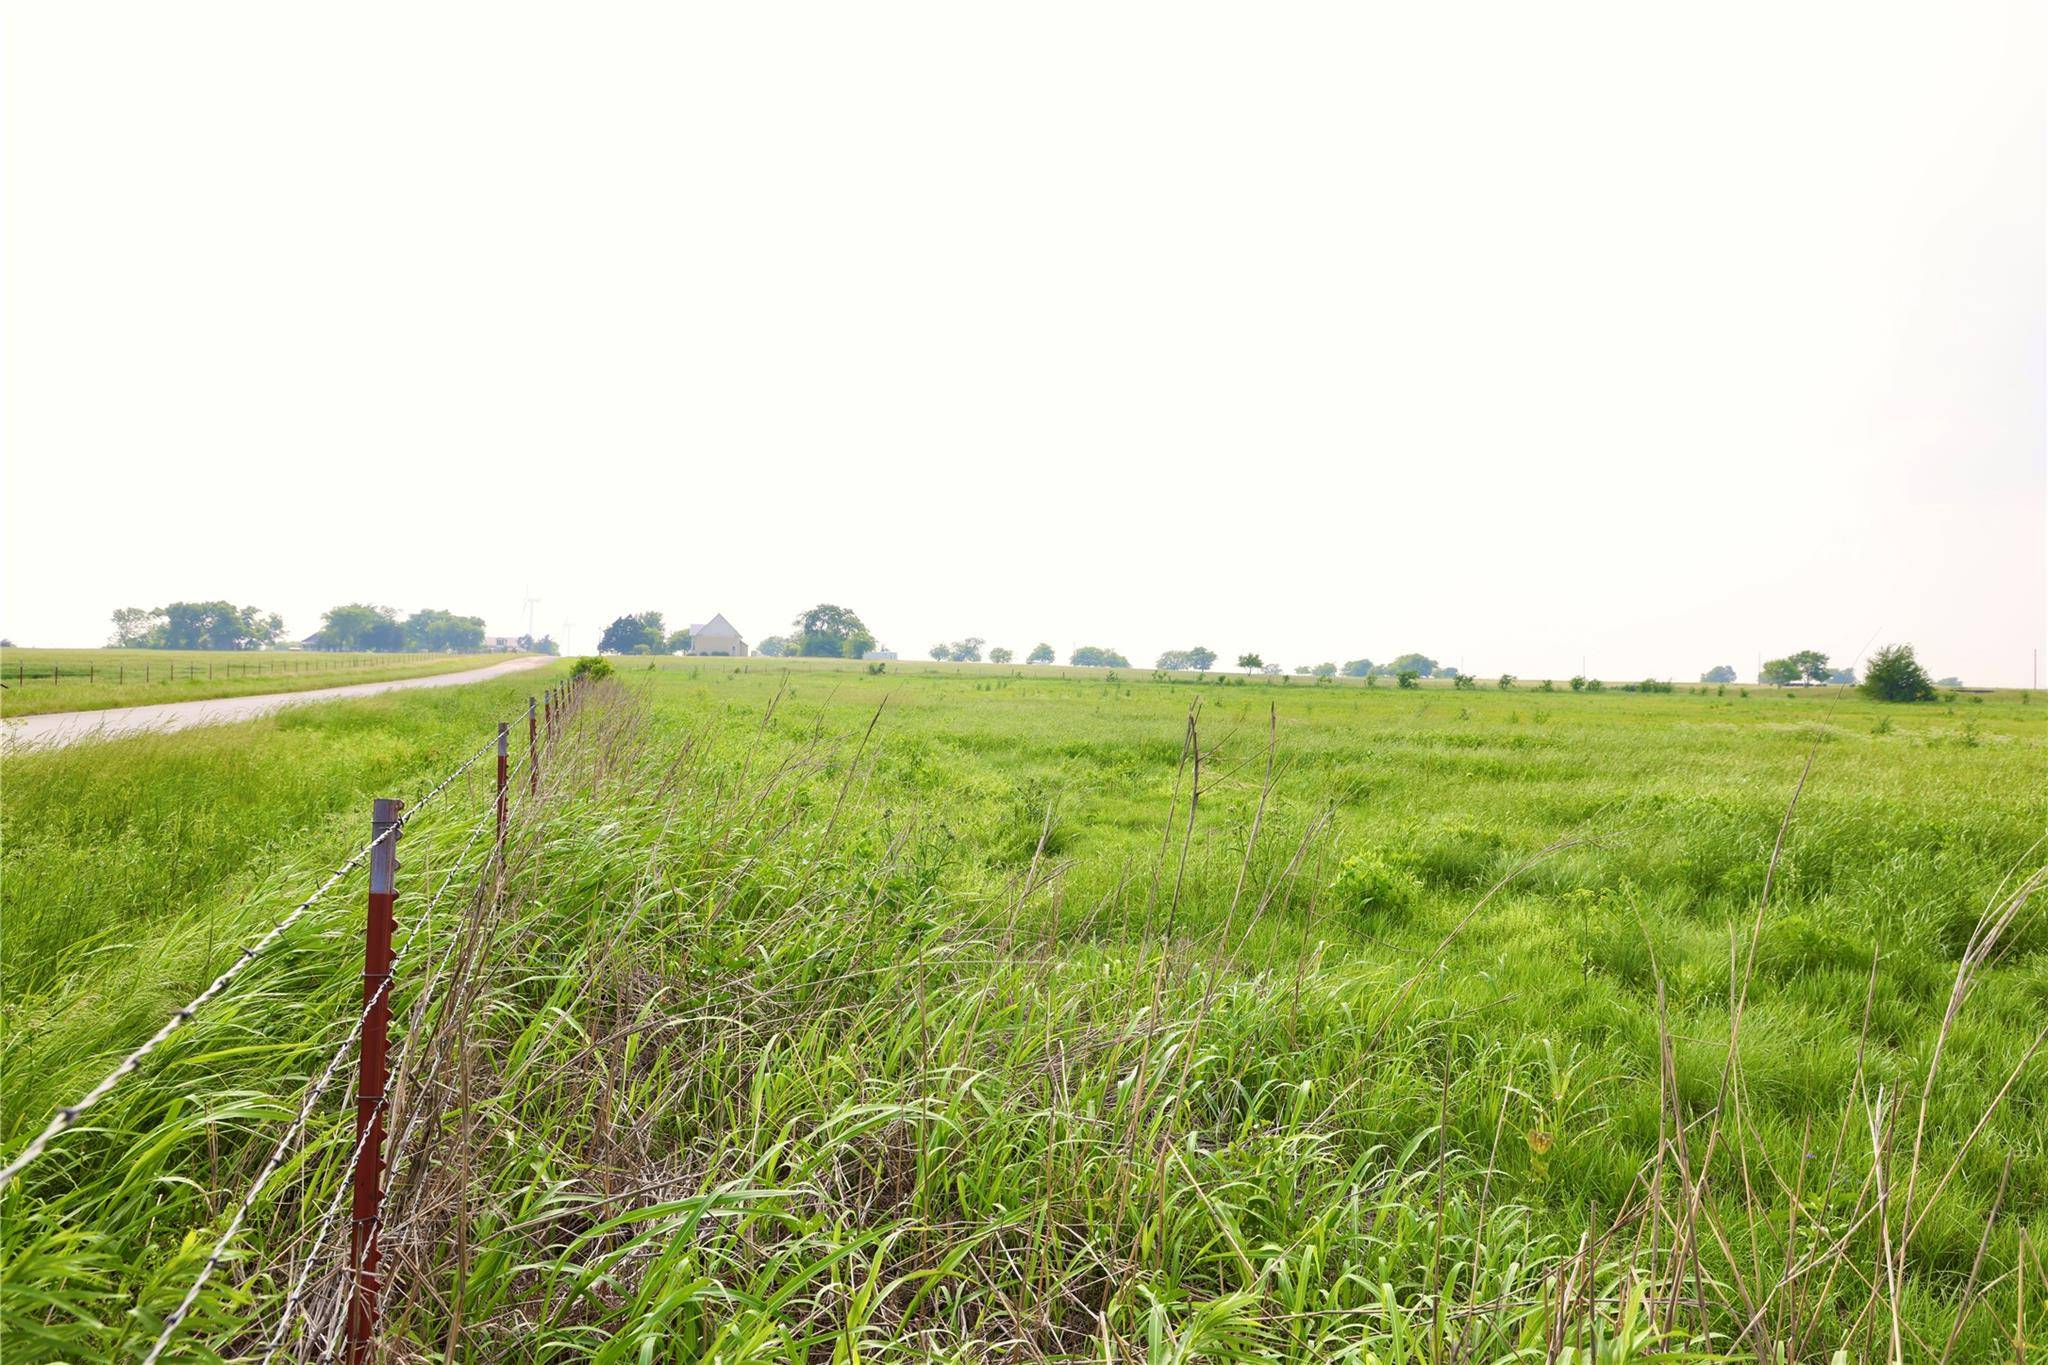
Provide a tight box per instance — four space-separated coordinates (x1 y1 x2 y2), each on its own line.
0 671 596 1363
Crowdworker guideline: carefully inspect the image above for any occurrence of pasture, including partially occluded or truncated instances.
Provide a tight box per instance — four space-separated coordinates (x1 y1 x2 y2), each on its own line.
2 659 2043 1360
0 648 521 718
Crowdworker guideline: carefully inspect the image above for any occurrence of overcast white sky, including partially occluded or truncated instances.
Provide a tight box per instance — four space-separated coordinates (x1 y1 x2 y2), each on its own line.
4 3 2042 683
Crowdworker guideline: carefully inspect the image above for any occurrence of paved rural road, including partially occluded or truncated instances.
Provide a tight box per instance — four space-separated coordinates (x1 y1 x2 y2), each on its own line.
1 656 555 751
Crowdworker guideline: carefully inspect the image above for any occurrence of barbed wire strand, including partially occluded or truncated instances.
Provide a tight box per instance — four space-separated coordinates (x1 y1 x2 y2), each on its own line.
143 788 505 1365
256 809 506 1364
295 699 574 1361
0 725 509 1193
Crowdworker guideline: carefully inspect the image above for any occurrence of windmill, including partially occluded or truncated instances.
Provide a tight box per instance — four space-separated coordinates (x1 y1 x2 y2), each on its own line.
521 587 541 643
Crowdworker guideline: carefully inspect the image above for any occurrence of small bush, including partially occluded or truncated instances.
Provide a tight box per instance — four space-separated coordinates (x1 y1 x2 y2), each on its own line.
1397 670 1420 689
1860 643 1935 703
570 656 613 682
867 662 887 675
1329 850 1423 925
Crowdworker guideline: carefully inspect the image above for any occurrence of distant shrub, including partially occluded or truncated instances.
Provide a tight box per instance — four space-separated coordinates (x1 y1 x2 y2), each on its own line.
1397 670 1420 689
570 656 613 682
1584 678 1605 693
1624 679 1673 694
1497 674 1516 690
1330 850 1423 924
1535 679 1555 692
1861 644 1936 703
1452 674 1477 690
1568 676 1586 692
867 662 887 675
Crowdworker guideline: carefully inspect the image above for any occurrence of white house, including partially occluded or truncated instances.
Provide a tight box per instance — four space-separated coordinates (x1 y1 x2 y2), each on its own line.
688 613 748 657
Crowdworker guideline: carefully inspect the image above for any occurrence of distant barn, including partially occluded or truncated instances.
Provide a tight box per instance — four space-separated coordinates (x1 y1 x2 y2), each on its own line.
688 613 748 657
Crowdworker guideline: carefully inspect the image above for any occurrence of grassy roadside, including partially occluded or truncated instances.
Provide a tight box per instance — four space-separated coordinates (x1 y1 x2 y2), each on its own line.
0 664 569 1126
2 661 2043 1359
0 648 526 718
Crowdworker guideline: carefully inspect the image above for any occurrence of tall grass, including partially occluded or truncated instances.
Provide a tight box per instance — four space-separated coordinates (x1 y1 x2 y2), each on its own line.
3 667 2043 1360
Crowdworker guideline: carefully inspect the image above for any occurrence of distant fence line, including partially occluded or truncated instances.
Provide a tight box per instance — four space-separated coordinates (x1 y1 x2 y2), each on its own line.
5 656 491 687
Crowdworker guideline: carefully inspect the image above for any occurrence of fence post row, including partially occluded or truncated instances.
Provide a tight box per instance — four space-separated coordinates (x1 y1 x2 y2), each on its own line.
528 697 539 796
348 798 403 1365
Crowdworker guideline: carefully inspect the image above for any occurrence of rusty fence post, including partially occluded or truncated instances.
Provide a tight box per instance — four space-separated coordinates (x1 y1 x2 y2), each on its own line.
528 697 538 796
348 798 403 1365
496 722 509 843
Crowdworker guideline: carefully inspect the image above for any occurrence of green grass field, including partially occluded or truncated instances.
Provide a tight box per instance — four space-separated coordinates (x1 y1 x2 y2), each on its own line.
2 659 2043 1360
0 648 520 718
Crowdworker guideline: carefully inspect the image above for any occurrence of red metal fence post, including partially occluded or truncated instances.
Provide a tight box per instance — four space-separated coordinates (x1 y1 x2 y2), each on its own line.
348 797 403 1365
528 697 538 796
496 722 509 842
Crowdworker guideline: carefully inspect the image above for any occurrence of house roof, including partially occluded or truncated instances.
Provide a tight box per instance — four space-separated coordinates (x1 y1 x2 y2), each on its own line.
691 613 741 637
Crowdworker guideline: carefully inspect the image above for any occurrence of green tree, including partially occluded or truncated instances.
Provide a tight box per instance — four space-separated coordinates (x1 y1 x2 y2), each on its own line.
1341 658 1374 678
108 607 160 647
1237 653 1263 673
755 635 792 657
1701 665 1737 684
147 601 278 651
402 608 486 652
1496 673 1516 689
1787 649 1830 683
1027 643 1055 664
518 633 559 655
665 629 693 654
1312 662 1337 678
317 603 403 652
1397 669 1420 688
1387 652 1438 678
1759 657 1801 685
989 646 1013 664
929 644 950 661
1071 646 1129 668
1860 643 1935 702
948 637 985 663
598 611 666 655
793 604 875 658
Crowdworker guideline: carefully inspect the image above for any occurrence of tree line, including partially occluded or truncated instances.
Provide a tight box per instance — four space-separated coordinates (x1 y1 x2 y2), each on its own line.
589 604 1960 703
107 601 554 654
109 602 286 651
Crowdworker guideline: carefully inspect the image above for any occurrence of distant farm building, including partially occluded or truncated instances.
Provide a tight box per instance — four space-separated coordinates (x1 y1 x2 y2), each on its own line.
483 635 521 652
865 647 899 660
688 613 748 657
